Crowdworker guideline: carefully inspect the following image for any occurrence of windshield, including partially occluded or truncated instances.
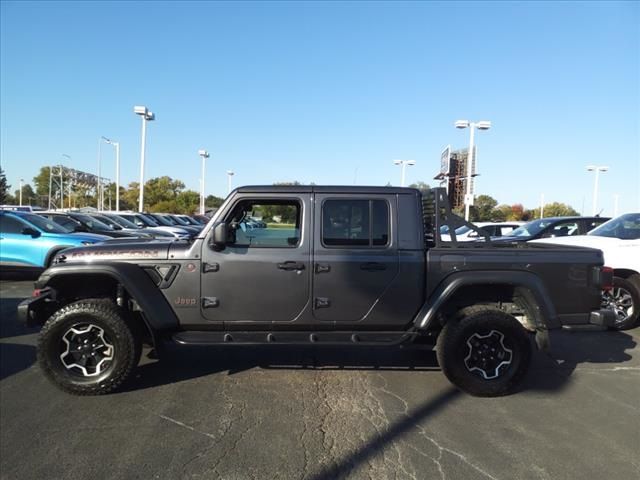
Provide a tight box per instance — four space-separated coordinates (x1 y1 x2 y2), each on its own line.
170 215 190 226
149 214 174 226
22 213 72 233
588 213 640 240
71 214 113 230
181 216 200 225
454 226 472 235
108 214 143 229
93 215 122 229
509 219 554 238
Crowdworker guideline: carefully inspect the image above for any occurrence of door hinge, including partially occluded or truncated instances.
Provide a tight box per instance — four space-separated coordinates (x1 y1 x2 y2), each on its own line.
315 263 331 273
314 297 331 309
203 262 220 273
202 297 220 309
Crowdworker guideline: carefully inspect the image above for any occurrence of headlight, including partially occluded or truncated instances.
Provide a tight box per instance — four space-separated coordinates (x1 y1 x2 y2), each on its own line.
81 241 95 245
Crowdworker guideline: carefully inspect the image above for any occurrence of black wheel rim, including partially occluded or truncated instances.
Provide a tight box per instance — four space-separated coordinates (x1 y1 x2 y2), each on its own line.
59 323 115 378
464 330 513 380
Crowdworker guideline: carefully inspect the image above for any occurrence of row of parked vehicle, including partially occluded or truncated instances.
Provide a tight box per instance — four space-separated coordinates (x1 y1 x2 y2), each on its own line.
441 214 640 330
0 207 210 270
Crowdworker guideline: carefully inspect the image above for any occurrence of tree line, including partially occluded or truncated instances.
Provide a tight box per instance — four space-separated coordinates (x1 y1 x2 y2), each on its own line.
0 167 579 220
0 166 225 214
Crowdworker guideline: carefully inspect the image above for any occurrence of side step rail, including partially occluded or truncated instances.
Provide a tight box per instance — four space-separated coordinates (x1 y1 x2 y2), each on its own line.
173 330 420 346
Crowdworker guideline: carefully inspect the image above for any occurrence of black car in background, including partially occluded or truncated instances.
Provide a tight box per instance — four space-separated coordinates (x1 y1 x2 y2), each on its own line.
39 212 145 239
489 216 609 243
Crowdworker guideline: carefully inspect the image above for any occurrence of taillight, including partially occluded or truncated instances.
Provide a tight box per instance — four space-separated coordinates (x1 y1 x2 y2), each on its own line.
601 266 614 291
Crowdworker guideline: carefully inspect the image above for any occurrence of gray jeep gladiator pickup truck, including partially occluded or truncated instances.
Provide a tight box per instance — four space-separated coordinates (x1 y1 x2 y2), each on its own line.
18 187 615 396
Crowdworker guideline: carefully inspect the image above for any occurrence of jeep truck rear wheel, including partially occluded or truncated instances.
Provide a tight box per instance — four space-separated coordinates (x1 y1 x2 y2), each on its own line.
436 306 532 397
37 299 141 395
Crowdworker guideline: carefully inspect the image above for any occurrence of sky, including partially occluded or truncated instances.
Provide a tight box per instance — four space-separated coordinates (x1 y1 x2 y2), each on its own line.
1 1 639 215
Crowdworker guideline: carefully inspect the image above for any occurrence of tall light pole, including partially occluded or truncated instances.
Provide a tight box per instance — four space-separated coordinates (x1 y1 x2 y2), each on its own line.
198 149 210 215
134 106 155 212
19 178 24 206
586 165 609 215
392 160 416 187
227 170 235 194
102 137 120 211
455 120 491 221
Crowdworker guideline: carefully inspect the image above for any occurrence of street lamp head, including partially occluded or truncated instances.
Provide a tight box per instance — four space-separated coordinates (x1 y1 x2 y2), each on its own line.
134 105 148 116
476 121 492 130
586 165 596 171
198 149 210 158
393 160 402 165
145 111 155 121
455 120 470 129
101 136 112 144
407 160 416 166
599 166 609 172
227 170 234 176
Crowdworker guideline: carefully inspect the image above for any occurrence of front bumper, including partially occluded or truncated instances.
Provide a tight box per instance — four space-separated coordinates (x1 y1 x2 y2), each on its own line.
589 309 617 328
17 288 54 327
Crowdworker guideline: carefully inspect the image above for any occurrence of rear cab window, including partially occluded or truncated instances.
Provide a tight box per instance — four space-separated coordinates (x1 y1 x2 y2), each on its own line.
322 199 389 248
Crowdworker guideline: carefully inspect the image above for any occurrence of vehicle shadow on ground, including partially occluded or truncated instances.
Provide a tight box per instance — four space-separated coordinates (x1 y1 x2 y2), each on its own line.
0 342 36 381
123 329 637 394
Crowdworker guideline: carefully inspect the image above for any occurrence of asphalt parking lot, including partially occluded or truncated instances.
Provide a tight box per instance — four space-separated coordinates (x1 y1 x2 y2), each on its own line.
1 278 639 480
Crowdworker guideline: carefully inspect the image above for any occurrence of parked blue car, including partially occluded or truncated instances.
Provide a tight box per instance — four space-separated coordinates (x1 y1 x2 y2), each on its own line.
0 211 109 270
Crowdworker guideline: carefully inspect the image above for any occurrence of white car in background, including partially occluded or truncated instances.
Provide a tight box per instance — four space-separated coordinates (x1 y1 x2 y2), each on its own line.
441 222 523 242
533 213 640 330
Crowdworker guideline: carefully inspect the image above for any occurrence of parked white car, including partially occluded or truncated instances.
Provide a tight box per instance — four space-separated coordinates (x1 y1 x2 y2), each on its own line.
533 213 640 330
441 222 523 242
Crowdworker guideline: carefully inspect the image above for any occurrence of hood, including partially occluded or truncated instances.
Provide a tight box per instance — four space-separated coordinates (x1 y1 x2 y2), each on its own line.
43 231 111 242
531 235 620 248
53 240 173 264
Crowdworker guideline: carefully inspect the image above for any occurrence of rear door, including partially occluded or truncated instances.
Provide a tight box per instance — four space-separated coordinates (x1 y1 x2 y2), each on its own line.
312 194 398 323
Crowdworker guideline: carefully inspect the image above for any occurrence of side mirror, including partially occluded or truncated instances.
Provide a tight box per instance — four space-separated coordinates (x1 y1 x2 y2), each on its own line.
212 222 228 249
22 227 41 238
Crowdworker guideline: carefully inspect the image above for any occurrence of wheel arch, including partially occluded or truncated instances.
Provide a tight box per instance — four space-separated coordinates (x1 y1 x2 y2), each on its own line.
612 268 639 280
414 271 559 332
35 263 180 335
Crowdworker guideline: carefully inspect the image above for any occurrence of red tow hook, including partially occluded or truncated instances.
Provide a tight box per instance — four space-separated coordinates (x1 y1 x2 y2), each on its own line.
32 289 42 297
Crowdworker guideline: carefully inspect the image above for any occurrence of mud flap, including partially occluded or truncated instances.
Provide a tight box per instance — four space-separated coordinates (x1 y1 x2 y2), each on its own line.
535 329 550 351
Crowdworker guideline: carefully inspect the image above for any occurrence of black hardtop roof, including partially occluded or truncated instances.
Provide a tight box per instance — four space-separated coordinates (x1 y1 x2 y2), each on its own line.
235 185 420 195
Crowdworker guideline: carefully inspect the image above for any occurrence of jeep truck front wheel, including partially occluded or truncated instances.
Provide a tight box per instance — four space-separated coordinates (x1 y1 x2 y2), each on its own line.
37 299 141 395
436 306 532 397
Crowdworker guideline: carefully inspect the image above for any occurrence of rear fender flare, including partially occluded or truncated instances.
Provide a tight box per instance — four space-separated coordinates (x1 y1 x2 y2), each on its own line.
414 271 559 331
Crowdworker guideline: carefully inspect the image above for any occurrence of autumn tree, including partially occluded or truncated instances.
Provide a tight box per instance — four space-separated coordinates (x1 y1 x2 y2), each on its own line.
543 202 579 217
408 181 430 193
0 167 10 203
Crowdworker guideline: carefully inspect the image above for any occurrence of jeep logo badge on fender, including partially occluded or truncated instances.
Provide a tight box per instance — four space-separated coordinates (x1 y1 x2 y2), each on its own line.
174 297 197 307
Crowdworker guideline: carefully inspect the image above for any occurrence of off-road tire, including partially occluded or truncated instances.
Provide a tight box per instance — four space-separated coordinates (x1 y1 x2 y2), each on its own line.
606 275 640 331
37 299 141 395
436 305 532 397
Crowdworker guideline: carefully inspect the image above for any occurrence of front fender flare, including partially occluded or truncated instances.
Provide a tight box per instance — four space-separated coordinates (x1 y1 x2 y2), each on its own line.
35 263 180 331
414 270 559 331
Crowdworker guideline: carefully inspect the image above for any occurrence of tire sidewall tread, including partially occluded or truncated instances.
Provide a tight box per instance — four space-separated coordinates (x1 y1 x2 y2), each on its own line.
37 299 140 396
437 305 532 397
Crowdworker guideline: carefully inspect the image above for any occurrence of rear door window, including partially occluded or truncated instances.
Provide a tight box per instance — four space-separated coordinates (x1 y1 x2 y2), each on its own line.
322 199 389 247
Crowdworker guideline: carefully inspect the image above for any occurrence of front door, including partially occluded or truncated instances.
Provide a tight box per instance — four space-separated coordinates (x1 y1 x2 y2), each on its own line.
200 195 311 325
312 194 399 323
